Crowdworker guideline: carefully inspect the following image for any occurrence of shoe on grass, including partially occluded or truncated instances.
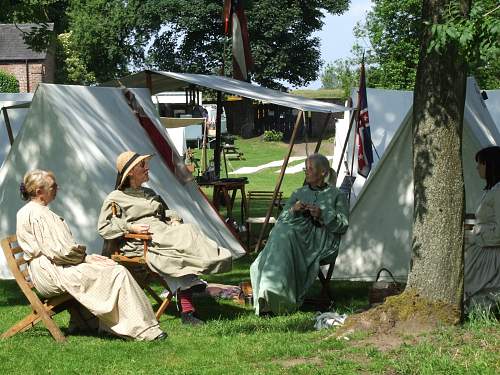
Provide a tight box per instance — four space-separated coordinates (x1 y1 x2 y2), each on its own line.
154 331 168 340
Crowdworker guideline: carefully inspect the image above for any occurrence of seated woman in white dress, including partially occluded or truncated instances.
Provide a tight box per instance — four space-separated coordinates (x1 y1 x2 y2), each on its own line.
98 151 233 325
465 146 500 311
250 154 349 315
17 170 166 340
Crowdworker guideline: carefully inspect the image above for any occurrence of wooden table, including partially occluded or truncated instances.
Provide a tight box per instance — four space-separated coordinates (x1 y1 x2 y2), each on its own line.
199 178 248 223
223 145 245 160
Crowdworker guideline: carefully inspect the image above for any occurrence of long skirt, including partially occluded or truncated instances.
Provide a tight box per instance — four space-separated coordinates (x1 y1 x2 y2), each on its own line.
464 244 500 311
29 256 162 340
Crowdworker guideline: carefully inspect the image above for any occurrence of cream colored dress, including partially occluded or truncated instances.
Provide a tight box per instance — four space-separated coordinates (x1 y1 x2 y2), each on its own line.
465 183 500 310
16 201 163 341
97 187 232 283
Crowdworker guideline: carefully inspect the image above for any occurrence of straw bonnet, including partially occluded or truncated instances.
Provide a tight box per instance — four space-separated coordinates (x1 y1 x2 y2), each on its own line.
115 151 153 189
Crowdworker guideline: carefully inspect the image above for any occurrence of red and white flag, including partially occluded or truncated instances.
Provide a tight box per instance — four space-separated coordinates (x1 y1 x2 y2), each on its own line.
223 0 253 81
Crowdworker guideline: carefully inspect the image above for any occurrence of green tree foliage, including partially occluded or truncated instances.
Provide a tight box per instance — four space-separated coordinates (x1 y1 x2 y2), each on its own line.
353 0 423 90
427 1 500 89
0 70 19 93
1 0 350 87
320 58 358 97
56 32 96 84
353 0 499 89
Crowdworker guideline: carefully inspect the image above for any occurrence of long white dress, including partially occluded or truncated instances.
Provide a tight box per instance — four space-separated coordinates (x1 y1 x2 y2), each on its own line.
465 183 500 311
16 201 163 340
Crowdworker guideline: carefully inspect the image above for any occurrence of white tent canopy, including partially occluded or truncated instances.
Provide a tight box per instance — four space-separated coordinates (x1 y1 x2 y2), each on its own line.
0 93 33 167
0 84 245 279
107 71 349 114
332 77 500 281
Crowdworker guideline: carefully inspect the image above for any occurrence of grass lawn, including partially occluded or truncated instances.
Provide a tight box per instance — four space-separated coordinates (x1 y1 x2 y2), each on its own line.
0 137 498 374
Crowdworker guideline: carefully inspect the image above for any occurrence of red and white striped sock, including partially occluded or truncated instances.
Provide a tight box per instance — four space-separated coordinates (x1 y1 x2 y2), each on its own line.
179 289 195 313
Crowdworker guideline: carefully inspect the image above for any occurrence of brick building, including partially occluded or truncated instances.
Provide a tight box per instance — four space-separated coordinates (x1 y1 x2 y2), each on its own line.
0 24 55 93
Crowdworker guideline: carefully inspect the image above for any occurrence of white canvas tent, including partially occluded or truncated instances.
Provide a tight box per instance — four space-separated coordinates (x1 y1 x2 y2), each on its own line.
332 77 500 281
0 93 33 167
485 89 500 132
0 84 246 279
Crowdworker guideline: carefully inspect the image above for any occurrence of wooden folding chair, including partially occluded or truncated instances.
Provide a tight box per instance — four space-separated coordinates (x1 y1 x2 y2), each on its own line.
317 255 337 303
245 191 283 250
1 235 78 342
107 202 173 320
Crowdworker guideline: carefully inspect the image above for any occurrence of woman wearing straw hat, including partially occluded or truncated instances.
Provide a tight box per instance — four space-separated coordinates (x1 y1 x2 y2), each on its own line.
17 169 166 340
98 151 232 325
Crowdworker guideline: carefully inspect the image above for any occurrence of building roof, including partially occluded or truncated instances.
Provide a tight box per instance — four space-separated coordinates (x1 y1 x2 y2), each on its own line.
0 23 53 61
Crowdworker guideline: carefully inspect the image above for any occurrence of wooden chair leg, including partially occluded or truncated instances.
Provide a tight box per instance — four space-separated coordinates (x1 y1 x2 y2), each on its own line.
3 308 66 342
41 314 66 342
155 292 173 321
247 222 251 250
318 264 334 301
144 285 164 305
1 311 40 339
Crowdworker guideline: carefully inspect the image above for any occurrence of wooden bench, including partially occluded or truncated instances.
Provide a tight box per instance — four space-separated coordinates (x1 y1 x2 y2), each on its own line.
245 191 283 250
1 235 80 342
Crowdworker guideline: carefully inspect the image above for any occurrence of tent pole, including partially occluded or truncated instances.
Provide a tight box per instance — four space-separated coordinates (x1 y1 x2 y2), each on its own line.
145 71 153 94
214 91 223 178
254 110 304 252
2 108 14 146
335 109 357 175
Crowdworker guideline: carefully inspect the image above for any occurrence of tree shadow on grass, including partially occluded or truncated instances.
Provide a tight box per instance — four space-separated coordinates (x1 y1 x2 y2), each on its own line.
0 280 28 306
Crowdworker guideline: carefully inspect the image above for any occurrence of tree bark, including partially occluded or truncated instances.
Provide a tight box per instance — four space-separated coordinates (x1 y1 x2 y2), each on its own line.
407 0 471 314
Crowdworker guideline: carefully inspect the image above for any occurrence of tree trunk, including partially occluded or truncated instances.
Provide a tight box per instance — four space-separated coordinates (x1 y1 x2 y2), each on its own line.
407 0 471 316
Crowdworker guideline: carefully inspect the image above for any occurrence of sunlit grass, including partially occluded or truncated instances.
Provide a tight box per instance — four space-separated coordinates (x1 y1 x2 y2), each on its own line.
0 137 498 373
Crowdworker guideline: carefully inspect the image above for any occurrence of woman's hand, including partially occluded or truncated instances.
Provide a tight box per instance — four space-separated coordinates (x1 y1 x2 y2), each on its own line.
85 254 116 266
169 218 182 227
291 200 306 212
128 223 150 234
305 204 322 219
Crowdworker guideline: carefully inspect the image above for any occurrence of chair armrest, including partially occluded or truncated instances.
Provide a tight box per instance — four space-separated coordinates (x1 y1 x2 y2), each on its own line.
122 233 152 258
124 233 152 240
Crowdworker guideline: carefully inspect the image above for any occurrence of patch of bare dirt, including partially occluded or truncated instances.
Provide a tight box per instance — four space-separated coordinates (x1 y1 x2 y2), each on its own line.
328 289 461 352
274 356 322 369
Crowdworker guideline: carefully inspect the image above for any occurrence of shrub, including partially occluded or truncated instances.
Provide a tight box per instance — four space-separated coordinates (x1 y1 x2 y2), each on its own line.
263 130 283 142
0 70 19 93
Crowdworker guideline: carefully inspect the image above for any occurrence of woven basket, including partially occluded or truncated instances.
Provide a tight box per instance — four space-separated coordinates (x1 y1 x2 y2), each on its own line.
368 268 405 306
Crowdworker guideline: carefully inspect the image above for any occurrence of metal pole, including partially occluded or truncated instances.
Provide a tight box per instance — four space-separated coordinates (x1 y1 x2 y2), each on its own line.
254 110 304 252
214 91 223 178
145 71 153 94
2 108 14 145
